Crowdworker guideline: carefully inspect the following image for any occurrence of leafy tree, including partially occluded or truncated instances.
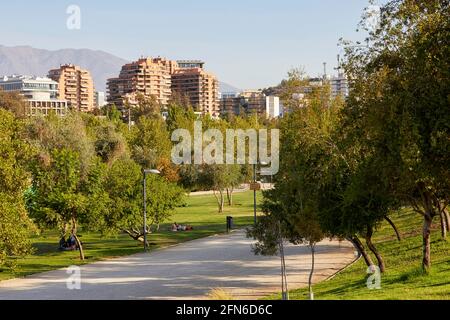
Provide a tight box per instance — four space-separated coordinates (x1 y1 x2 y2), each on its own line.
341 0 450 270
29 148 89 260
0 89 28 118
199 165 229 213
248 79 339 299
103 159 185 243
84 114 129 165
0 109 35 268
131 115 173 170
25 113 103 260
225 165 245 206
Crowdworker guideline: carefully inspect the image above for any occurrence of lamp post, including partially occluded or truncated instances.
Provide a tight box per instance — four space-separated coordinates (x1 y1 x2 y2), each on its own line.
252 161 268 225
253 163 257 225
143 169 161 252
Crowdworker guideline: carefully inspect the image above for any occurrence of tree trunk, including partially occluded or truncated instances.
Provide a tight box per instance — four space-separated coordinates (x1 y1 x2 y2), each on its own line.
123 229 144 242
226 188 234 206
349 235 374 267
213 189 224 213
415 182 437 271
439 210 447 239
71 216 84 261
308 244 315 300
73 234 85 261
220 190 224 213
444 208 450 232
384 216 401 241
422 214 433 270
365 227 385 273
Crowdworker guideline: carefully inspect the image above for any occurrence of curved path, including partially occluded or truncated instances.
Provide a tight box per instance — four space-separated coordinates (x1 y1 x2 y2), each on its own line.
0 230 355 300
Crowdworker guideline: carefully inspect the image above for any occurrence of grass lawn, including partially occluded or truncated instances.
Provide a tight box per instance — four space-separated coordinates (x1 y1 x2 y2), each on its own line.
268 209 450 300
0 191 262 281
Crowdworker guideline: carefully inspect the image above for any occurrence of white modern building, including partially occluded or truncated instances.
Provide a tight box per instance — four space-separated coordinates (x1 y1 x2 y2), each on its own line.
331 73 349 98
95 91 107 108
0 75 68 116
266 96 282 118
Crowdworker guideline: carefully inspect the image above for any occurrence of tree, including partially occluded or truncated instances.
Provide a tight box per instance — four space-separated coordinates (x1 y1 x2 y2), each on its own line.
131 115 173 170
341 0 450 270
103 159 185 243
26 113 101 260
248 78 340 299
225 165 245 206
84 114 129 165
0 89 28 118
29 148 90 260
199 165 229 213
0 109 35 268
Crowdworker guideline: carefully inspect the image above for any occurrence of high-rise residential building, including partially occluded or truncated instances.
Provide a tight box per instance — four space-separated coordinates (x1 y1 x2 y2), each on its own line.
107 57 177 109
177 60 205 69
331 73 349 98
95 91 107 108
220 90 282 118
171 61 219 117
240 90 267 115
48 64 95 112
220 96 241 116
107 57 220 117
0 75 68 116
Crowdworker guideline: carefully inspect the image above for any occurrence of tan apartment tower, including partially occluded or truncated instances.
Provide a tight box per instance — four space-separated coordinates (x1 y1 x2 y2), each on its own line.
48 64 95 112
107 57 177 109
171 60 219 117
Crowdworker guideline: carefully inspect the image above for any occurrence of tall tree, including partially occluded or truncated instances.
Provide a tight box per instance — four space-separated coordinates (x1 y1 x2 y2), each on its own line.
102 159 185 243
0 109 35 268
341 0 450 270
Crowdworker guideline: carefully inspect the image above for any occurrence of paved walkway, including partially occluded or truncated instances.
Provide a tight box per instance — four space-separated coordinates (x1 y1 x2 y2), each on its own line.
0 230 355 300
189 184 274 197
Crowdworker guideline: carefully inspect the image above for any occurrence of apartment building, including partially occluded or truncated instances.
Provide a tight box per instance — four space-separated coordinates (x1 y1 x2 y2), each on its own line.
331 73 349 98
48 64 95 112
220 90 282 118
240 90 267 115
107 57 177 109
171 61 219 117
0 75 68 116
219 92 241 116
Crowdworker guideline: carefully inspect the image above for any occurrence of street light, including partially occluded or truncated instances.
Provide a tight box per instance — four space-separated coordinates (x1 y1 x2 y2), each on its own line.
253 163 257 225
143 169 161 252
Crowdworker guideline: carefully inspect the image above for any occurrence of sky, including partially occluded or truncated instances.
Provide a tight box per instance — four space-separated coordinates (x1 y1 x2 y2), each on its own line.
0 0 375 89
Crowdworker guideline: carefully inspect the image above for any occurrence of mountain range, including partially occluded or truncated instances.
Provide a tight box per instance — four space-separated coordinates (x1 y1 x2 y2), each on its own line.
0 45 241 93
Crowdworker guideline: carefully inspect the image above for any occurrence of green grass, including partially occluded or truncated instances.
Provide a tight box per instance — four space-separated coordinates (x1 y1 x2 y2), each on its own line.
0 191 262 281
269 209 450 300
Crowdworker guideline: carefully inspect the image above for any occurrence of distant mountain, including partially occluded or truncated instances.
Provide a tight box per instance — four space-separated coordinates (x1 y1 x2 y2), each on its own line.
0 45 240 94
0 45 128 92
219 82 241 94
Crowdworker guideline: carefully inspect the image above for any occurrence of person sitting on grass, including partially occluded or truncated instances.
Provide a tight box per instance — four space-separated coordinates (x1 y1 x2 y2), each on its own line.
59 236 67 250
171 223 194 232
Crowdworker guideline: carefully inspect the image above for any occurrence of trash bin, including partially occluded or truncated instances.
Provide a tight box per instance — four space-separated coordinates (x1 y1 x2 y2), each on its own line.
226 216 233 232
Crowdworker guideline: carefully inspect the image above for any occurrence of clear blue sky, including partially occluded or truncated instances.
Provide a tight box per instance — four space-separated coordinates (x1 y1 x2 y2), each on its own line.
0 0 375 89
